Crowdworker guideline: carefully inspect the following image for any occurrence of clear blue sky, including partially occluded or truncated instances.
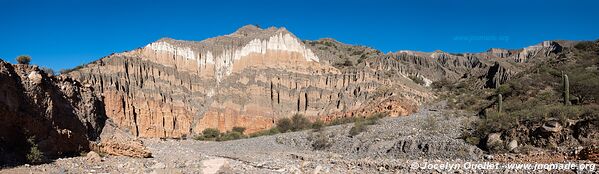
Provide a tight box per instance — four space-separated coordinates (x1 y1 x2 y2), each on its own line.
1 0 598 70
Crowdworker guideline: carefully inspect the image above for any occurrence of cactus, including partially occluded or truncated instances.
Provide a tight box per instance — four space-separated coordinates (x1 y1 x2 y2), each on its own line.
497 94 503 113
563 73 571 105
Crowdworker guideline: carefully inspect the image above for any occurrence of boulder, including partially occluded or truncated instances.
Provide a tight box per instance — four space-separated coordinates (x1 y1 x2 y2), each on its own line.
86 151 102 163
486 133 503 150
507 140 518 152
92 121 152 158
27 71 43 84
542 120 563 133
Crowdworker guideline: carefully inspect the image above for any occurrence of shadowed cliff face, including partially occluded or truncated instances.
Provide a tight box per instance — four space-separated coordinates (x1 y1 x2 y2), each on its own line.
66 25 564 138
67 25 430 138
0 60 106 165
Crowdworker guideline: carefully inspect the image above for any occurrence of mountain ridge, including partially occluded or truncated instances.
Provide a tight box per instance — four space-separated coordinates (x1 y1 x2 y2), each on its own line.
65 25 578 138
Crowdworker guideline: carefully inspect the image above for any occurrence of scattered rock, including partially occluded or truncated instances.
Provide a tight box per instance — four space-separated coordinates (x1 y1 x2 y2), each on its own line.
541 119 562 133
201 158 230 174
86 151 102 163
486 133 503 150
507 140 518 152
151 162 166 169
27 71 43 84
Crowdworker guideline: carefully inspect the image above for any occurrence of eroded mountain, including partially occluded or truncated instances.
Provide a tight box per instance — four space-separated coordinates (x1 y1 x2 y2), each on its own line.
66 25 566 138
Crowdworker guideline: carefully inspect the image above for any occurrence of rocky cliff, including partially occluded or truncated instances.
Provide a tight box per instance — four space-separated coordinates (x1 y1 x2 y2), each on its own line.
0 60 106 165
0 59 153 166
68 25 430 138
67 25 565 139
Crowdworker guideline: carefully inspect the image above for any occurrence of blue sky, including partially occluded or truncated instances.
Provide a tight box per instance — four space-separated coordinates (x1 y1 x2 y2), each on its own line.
1 0 598 70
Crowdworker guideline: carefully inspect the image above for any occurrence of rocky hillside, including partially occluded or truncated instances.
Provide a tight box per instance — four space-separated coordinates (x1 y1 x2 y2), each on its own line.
0 60 106 166
442 40 599 158
63 25 576 141
67 25 432 138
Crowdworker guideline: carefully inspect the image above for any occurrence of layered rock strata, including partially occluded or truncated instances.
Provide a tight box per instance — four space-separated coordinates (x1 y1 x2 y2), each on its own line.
68 25 430 138
67 25 565 139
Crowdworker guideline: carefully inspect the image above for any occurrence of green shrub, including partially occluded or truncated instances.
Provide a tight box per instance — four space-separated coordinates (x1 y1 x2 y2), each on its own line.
26 136 44 164
349 121 366 136
311 119 324 131
569 70 599 104
59 64 85 74
276 118 292 133
202 128 220 139
291 114 311 131
232 127 246 134
328 116 355 126
217 131 245 141
249 127 280 137
496 84 512 95
310 132 331 150
548 105 585 125
16 55 31 64
574 41 595 50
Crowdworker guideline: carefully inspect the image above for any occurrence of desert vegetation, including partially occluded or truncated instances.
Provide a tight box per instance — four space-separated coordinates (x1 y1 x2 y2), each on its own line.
194 112 387 142
451 40 599 152
16 55 31 64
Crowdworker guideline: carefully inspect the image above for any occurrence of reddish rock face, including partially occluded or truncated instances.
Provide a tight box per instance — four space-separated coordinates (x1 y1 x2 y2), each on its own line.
67 26 432 138
66 25 564 138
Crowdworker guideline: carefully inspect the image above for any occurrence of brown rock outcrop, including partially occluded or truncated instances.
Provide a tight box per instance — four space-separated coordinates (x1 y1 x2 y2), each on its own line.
92 121 152 158
0 60 106 165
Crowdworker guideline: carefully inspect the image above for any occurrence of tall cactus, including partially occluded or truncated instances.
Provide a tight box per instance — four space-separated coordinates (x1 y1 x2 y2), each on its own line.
497 94 503 113
563 73 571 105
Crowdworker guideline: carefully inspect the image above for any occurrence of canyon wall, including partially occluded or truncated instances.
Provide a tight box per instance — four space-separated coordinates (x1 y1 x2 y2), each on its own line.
67 25 564 139
68 25 429 138
0 60 106 165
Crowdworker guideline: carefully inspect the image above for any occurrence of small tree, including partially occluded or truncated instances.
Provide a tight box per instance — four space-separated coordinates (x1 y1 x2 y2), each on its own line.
311 119 324 131
26 136 44 164
276 118 292 133
232 127 246 134
202 128 220 138
16 55 31 64
291 114 311 131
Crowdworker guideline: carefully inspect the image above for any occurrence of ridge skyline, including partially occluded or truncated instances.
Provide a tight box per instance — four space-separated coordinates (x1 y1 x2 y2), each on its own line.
2 0 599 71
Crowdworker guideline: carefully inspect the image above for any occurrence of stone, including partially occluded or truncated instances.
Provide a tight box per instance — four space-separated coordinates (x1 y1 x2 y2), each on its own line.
93 121 152 158
542 120 563 133
86 151 102 163
151 162 166 169
27 71 43 84
486 133 503 149
507 140 518 152
201 158 230 174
